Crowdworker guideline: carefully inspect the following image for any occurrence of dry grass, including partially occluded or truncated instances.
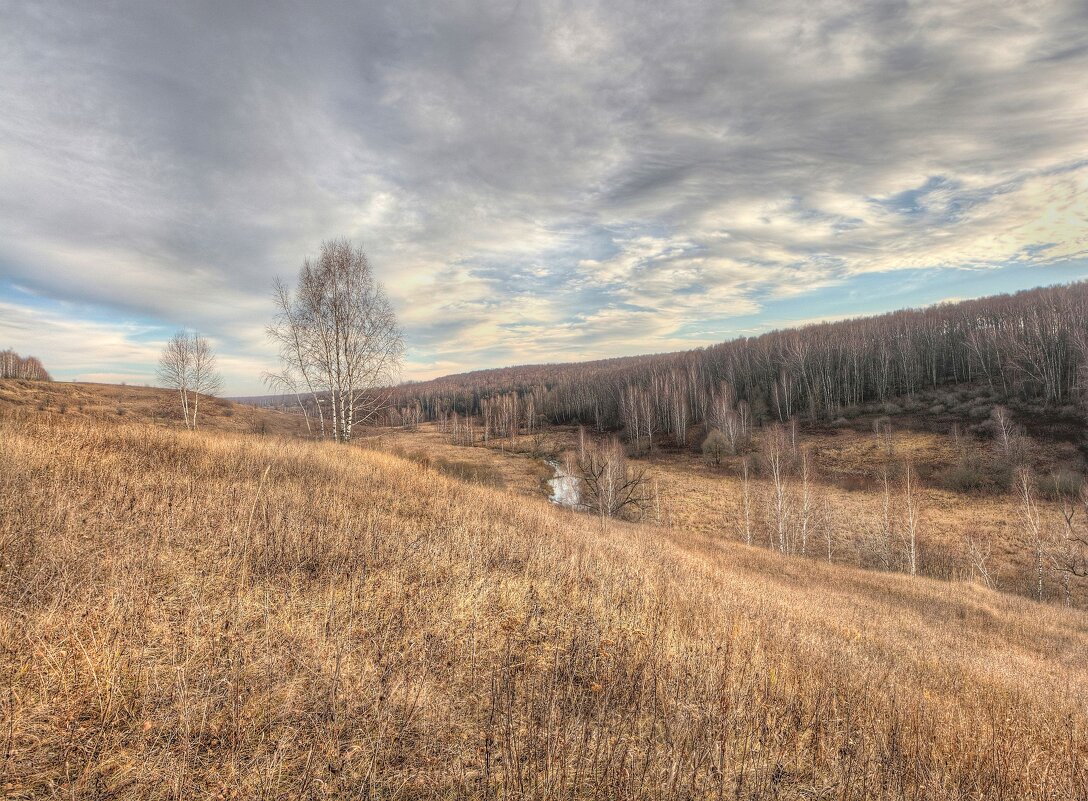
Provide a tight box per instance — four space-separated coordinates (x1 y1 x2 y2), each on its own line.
0 380 309 438
358 427 554 499
428 421 1082 601
2 409 1088 799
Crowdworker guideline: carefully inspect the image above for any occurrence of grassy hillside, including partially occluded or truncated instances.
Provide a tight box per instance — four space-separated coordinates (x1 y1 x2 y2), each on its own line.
2 406 1087 798
0 379 310 437
377 404 1087 605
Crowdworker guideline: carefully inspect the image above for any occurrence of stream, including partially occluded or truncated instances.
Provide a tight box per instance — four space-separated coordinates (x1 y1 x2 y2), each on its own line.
545 458 580 508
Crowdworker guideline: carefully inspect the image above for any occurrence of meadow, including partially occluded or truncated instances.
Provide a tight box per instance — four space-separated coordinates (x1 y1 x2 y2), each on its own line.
3 391 1088 798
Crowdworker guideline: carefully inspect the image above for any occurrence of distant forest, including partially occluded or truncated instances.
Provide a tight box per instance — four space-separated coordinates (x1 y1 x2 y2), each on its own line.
0 349 51 381
385 282 1088 440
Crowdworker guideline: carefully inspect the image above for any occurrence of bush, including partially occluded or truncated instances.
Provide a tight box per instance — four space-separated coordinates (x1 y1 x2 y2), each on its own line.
931 460 1012 494
701 429 729 465
968 403 992 420
1036 469 1084 500
432 456 506 488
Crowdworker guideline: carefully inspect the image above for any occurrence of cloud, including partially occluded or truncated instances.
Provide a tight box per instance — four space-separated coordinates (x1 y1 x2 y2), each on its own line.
1 0 1087 392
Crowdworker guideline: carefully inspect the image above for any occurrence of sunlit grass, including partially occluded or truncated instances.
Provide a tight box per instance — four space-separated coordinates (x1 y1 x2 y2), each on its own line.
2 410 1086 798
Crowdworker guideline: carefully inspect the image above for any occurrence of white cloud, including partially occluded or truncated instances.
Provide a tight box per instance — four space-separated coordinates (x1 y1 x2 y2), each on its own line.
0 0 1086 391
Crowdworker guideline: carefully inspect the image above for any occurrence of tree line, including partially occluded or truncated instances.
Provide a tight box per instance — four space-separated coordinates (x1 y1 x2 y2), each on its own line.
389 282 1088 442
0 349 51 381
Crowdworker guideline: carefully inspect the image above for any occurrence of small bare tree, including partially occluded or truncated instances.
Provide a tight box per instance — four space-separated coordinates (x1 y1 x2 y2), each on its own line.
1052 478 1088 594
763 424 791 553
576 437 654 521
157 331 223 430
267 239 404 443
964 532 994 589
902 462 920 577
876 465 894 570
1018 467 1046 601
702 429 728 466
797 447 814 557
991 406 1015 456
990 405 1029 465
740 456 753 546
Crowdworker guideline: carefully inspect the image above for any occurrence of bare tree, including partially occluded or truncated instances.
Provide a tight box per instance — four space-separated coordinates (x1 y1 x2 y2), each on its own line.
797 447 814 557
991 406 1016 456
876 466 894 570
902 462 920 577
267 239 404 443
965 533 994 589
575 437 654 520
0 349 51 381
702 429 728 466
990 405 1029 465
189 334 222 430
1018 467 1046 601
763 424 791 553
157 331 222 430
740 456 753 546
1052 478 1088 594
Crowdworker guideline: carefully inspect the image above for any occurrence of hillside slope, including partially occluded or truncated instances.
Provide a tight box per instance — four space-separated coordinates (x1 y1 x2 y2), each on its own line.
2 410 1087 798
0 379 310 437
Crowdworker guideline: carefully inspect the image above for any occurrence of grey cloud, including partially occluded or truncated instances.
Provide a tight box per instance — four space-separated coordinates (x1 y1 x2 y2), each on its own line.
1 0 1086 392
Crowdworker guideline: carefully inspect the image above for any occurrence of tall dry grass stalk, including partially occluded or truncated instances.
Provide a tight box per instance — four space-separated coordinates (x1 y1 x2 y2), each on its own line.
2 412 1087 798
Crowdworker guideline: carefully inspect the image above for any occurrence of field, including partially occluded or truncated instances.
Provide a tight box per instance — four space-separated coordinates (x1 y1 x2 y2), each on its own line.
0 379 309 438
3 385 1088 798
377 408 1085 604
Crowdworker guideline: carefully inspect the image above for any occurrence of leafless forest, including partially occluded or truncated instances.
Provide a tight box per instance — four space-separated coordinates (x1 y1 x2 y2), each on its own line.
383 283 1088 437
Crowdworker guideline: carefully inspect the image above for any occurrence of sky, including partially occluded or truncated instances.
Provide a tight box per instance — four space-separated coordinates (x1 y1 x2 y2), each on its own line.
1 1 1087 395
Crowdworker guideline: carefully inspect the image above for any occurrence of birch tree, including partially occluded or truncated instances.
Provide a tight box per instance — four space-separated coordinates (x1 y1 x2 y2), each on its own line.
0 350 51 381
741 456 753 546
763 424 791 553
902 462 920 577
798 447 813 557
1018 467 1046 601
267 239 404 443
157 331 222 429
